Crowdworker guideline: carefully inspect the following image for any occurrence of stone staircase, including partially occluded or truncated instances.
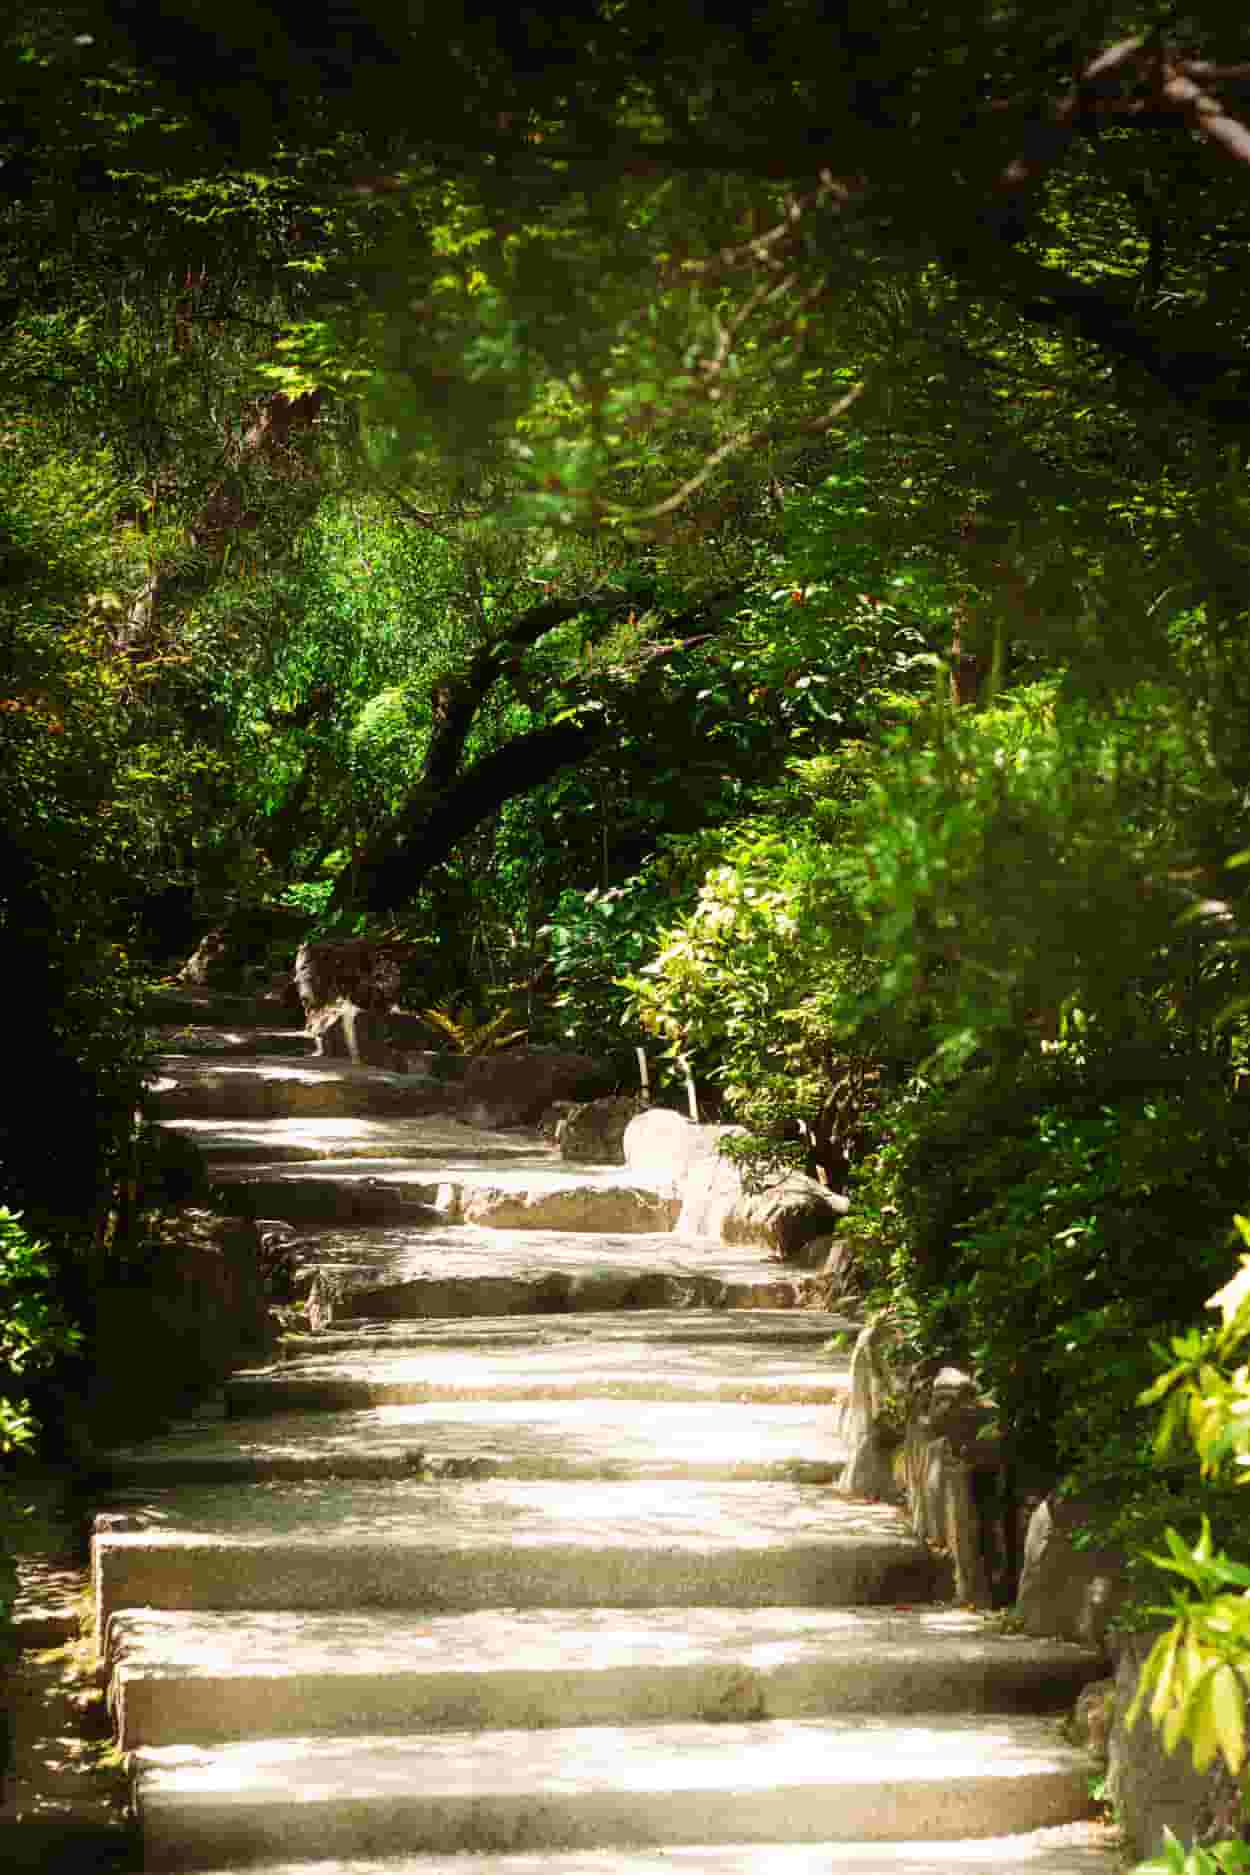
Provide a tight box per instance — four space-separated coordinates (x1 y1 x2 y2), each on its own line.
91 998 1124 1872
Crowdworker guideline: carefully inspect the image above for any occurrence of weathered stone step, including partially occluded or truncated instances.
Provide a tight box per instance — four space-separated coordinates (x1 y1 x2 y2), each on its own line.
107 1605 1104 1748
245 1222 803 1318
151 1024 317 1058
132 1714 1097 1868
271 1307 851 1357
145 989 305 1030
178 1829 1125 1875
230 1314 850 1410
208 1151 680 1233
93 1480 937 1636
193 1128 553 1172
95 1396 847 1486
152 1058 453 1121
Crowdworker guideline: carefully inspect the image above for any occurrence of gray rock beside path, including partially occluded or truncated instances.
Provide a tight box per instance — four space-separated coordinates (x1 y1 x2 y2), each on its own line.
623 1111 849 1258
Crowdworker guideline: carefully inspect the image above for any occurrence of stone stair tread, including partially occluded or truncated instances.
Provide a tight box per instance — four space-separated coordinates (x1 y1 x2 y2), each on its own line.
227 1357 850 1410
132 1715 1097 1868
228 1221 803 1317
179 1829 1125 1875
230 1321 850 1407
151 1025 317 1057
151 1055 456 1121
167 1117 553 1164
95 1396 847 1485
94 1479 937 1630
271 1307 853 1354
107 1606 1104 1747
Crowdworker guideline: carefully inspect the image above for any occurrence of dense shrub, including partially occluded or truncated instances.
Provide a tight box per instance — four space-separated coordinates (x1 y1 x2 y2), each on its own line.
1 1208 84 1664
843 1054 1250 1514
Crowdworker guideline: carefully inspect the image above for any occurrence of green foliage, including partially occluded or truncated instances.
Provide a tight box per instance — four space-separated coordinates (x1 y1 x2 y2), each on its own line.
1137 1831 1250 1875
0 428 155 1241
0 1210 82 1458
620 749 887 1168
1127 1224 1250 1793
841 1060 1250 1499
0 1208 84 1669
828 676 1248 1076
542 840 719 1065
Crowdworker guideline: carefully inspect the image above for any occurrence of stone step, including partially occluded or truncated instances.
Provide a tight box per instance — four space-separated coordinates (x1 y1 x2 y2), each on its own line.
178 1829 1125 1875
132 1714 1097 1869
244 1222 803 1318
151 1025 317 1058
227 1332 849 1411
106 1605 1104 1748
271 1307 851 1360
151 1058 453 1121
209 1153 681 1234
198 1130 556 1171
145 990 306 1030
93 1480 938 1637
93 1397 847 1487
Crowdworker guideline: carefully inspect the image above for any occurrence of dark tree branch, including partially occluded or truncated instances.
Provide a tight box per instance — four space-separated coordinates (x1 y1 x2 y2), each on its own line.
332 715 612 918
328 587 736 919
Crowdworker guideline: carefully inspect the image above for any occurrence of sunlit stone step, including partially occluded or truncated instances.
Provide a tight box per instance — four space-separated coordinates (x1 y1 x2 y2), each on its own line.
95 1396 847 1486
93 1480 937 1638
151 1056 451 1121
228 1312 851 1411
234 1220 803 1317
171 1117 550 1169
182 1831 1124 1875
107 1605 1103 1748
271 1307 851 1358
133 1714 1097 1869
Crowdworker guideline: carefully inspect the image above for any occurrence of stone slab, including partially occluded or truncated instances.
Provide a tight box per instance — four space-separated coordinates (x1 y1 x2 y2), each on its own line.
179 1830 1125 1875
456 1181 680 1233
227 1337 849 1410
251 1224 804 1319
107 1605 1104 1747
144 989 305 1029
164 1116 549 1165
93 1479 937 1637
271 1308 855 1358
151 1025 317 1057
93 1397 848 1486
151 1055 452 1120
133 1715 1096 1868
210 1154 680 1236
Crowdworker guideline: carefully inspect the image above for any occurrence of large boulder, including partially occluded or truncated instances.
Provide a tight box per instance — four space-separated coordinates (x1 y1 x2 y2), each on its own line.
295 939 422 1012
676 1130 849 1258
307 999 405 1072
84 1206 272 1446
1015 1495 1131 1648
623 1109 849 1254
179 905 309 988
623 1109 715 1192
458 1183 680 1232
296 941 433 1073
457 1047 615 1129
559 1095 647 1164
840 1315 906 1503
179 927 231 986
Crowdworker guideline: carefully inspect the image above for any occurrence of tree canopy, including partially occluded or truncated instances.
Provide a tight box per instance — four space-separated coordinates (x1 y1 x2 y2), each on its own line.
6 9 1250 1624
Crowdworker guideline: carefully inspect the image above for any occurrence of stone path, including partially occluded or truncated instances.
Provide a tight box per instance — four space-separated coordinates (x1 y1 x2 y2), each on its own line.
89 1001 1124 1871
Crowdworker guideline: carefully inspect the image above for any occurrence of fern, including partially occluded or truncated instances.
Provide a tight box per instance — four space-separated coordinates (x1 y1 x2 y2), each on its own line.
419 1004 528 1055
